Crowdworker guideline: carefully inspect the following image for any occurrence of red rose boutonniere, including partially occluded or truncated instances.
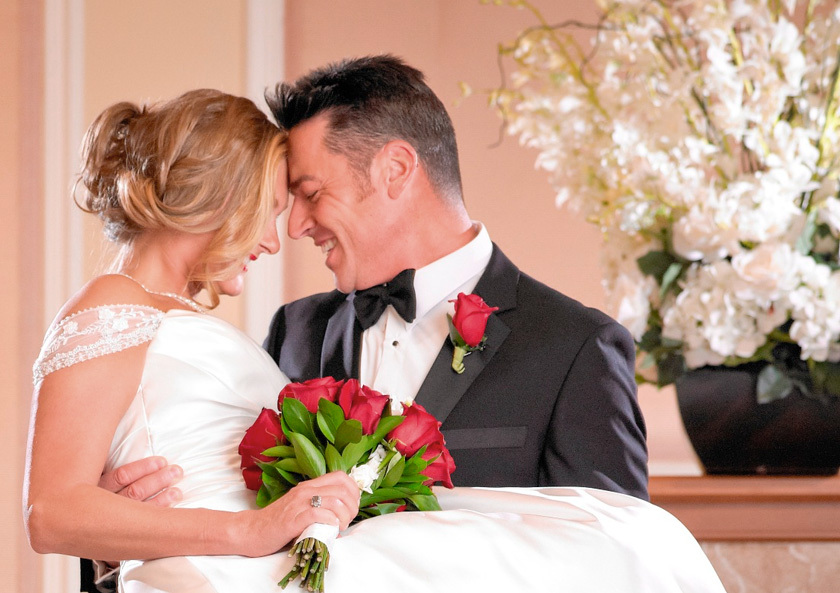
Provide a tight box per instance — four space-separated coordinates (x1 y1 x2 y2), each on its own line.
447 292 499 374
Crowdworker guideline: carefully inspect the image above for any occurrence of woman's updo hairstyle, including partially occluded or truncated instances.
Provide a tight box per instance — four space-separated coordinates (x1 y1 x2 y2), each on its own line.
77 89 286 308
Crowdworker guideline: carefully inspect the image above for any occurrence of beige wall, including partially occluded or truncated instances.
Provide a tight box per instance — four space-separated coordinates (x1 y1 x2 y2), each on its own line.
2 1 45 590
3 2 703 592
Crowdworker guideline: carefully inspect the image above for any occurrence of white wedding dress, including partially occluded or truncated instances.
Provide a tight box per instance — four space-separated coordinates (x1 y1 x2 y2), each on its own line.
35 306 726 593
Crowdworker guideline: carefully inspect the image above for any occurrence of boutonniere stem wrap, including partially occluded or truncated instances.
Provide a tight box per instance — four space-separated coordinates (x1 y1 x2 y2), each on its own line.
447 292 499 374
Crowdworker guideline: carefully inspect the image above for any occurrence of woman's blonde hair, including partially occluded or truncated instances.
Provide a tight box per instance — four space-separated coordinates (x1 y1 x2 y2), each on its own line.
77 88 287 308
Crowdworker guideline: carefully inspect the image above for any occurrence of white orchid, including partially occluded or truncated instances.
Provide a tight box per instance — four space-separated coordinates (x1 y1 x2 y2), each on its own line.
486 0 840 401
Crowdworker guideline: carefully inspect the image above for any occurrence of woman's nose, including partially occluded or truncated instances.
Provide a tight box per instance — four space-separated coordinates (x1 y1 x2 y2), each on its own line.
262 221 281 255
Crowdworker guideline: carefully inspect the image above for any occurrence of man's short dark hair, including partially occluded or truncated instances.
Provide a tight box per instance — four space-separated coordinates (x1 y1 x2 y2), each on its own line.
266 54 463 202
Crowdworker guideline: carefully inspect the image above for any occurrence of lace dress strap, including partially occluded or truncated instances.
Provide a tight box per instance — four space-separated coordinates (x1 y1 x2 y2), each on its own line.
33 304 165 384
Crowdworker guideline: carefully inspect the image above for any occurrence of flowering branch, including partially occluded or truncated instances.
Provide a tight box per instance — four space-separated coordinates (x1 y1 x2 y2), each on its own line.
478 0 840 403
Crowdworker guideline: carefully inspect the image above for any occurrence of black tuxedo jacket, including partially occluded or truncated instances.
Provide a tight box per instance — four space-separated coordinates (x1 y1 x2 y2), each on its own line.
265 245 648 500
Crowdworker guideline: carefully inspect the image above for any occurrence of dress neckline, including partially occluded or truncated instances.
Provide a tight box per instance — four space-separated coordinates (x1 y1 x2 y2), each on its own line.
115 273 207 314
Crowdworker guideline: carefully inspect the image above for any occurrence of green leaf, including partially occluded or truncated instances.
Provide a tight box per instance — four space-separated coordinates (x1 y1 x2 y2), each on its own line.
447 314 467 348
656 353 686 387
341 437 371 469
637 250 678 282
317 399 346 443
369 449 396 491
809 361 840 399
795 209 818 255
380 454 406 488
275 457 304 474
335 419 363 451
287 432 326 478
360 488 406 506
404 450 431 474
408 493 441 511
259 459 300 487
368 502 403 516
659 262 684 298
256 485 273 508
638 327 662 352
638 352 656 370
262 445 295 458
281 398 318 445
396 483 432 496
257 468 290 507
756 365 794 404
659 336 684 349
325 443 345 473
371 415 405 444
275 467 301 486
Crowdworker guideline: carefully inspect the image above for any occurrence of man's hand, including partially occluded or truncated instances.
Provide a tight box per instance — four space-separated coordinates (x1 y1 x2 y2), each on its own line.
99 456 183 506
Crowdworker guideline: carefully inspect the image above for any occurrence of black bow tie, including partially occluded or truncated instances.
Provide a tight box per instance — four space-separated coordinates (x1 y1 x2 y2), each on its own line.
353 269 417 330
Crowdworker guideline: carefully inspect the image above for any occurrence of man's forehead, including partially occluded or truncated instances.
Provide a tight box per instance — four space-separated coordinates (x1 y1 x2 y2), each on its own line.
287 114 329 155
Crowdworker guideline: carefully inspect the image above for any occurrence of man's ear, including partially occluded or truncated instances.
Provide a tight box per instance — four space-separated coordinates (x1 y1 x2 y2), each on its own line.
378 140 418 200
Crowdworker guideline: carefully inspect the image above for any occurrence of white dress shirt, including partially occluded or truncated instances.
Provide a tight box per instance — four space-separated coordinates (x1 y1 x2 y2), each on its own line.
358 223 493 408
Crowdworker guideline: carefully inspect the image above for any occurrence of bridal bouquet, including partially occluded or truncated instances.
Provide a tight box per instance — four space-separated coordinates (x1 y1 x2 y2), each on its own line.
482 0 840 403
238 377 455 592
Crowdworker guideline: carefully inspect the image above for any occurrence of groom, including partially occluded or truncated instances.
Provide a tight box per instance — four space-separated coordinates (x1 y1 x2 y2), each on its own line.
261 55 648 496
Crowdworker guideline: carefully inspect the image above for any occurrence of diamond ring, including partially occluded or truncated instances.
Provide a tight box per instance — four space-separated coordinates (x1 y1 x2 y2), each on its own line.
310 495 322 508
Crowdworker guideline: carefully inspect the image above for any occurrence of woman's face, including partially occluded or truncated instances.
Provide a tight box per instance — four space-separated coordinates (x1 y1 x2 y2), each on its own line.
216 163 288 297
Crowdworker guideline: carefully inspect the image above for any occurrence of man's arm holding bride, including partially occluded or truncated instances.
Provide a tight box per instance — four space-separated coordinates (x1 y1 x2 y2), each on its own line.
84 458 183 593
99 456 183 506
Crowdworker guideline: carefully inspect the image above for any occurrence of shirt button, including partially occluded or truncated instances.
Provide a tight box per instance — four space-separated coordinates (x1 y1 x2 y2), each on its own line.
392 340 399 347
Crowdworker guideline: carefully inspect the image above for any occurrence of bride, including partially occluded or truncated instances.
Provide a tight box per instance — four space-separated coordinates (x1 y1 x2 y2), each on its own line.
24 89 725 593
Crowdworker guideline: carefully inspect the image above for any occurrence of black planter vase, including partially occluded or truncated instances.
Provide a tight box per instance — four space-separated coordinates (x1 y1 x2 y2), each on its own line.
675 365 840 475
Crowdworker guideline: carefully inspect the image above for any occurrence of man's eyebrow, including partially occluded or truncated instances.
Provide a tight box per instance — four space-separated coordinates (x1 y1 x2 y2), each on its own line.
288 175 317 192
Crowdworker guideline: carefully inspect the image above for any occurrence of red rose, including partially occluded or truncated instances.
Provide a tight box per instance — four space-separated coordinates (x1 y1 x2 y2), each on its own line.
450 293 499 347
277 377 345 414
238 407 285 490
420 441 456 489
337 379 390 434
388 402 455 488
388 402 445 457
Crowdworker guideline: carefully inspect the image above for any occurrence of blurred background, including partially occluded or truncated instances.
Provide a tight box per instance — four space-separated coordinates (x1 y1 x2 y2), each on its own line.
2 1 701 590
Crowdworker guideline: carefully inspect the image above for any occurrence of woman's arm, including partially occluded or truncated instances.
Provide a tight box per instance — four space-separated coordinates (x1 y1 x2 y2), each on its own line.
24 302 358 561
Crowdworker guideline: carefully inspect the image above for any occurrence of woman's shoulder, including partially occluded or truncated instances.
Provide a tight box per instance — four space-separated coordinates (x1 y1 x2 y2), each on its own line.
34 276 167 384
58 274 158 318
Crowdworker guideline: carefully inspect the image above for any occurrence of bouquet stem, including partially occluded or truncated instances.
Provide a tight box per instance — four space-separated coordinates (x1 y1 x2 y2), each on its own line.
279 537 330 592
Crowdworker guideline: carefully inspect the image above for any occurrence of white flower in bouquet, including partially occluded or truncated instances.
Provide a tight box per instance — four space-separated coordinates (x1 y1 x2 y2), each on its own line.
348 445 387 493
483 0 840 402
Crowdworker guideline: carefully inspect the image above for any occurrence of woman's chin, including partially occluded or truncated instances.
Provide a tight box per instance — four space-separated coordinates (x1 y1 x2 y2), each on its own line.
217 273 246 297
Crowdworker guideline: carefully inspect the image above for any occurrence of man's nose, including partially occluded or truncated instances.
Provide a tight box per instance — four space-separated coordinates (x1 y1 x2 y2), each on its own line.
287 197 312 239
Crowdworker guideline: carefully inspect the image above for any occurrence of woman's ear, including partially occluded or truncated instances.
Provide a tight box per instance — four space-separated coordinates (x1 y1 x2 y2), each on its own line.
379 140 418 200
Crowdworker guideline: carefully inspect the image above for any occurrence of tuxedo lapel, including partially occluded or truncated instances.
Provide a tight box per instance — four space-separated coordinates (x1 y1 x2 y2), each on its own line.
320 297 359 380
414 314 510 423
414 245 518 424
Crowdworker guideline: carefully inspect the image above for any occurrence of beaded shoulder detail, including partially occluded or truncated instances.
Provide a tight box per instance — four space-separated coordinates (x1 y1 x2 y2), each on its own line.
33 304 165 384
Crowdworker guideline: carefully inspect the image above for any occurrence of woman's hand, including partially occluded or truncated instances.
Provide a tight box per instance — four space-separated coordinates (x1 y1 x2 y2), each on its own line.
240 471 360 557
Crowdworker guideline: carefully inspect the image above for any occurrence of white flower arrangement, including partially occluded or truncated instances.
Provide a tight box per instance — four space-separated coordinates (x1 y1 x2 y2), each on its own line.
481 0 840 402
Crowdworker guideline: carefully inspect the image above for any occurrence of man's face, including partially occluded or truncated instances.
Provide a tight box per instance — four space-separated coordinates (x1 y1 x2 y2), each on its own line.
286 115 390 293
